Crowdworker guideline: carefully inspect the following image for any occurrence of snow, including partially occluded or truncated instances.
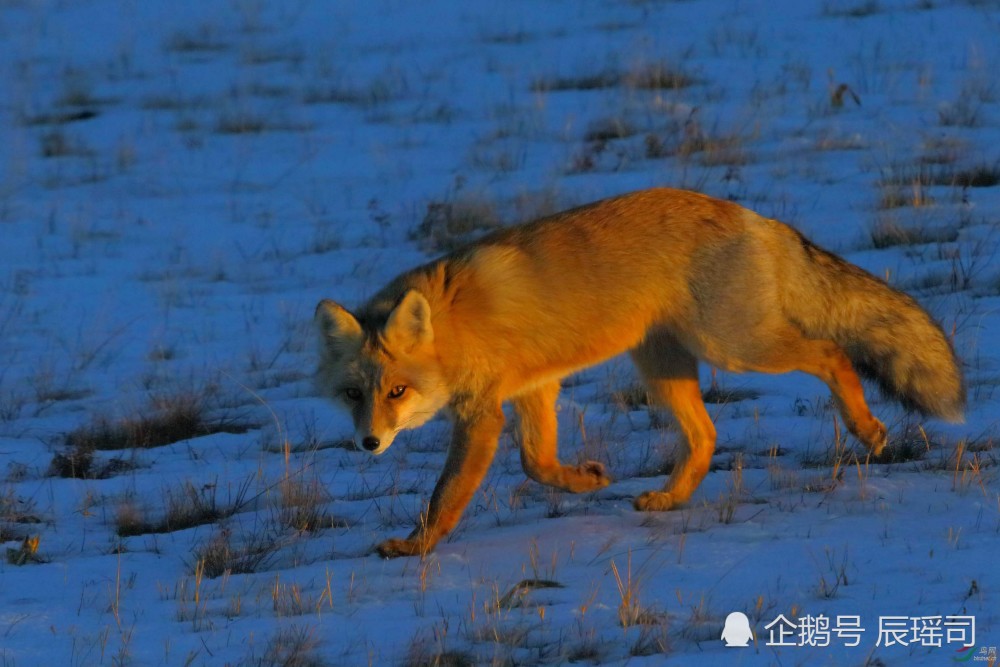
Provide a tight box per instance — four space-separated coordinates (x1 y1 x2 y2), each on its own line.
0 0 998 664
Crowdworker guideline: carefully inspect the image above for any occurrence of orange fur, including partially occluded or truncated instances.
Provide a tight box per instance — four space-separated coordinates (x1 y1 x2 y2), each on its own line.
316 188 964 557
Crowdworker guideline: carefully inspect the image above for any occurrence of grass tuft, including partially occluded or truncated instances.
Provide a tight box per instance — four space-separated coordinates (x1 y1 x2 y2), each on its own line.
952 162 1000 188
612 385 650 409
262 626 325 667
702 380 760 405
403 645 475 667
1 488 42 544
116 477 252 537
6 534 45 566
48 445 95 478
867 219 959 249
531 60 695 92
278 475 334 533
66 395 253 451
411 195 501 252
49 444 136 479
822 0 881 18
242 625 327 667
193 525 281 579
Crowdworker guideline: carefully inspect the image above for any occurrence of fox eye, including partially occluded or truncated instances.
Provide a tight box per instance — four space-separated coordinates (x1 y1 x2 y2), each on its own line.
387 385 407 399
343 387 362 401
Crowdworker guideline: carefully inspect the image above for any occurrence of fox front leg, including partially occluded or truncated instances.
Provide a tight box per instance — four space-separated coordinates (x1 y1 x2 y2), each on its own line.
375 402 504 558
513 380 612 492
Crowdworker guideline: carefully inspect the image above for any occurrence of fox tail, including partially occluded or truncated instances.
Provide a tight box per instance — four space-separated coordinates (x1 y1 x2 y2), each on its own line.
790 237 965 421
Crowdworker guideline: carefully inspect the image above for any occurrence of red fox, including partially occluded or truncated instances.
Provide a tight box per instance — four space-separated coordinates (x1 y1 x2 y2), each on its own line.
316 188 964 558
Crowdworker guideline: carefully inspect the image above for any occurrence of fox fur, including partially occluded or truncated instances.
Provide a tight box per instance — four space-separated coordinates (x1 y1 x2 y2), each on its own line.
315 188 965 558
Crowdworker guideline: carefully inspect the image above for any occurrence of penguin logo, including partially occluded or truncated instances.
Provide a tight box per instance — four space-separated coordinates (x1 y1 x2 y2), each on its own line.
721 611 754 647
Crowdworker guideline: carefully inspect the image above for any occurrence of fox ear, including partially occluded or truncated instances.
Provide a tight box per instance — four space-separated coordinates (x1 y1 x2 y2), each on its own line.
384 290 433 352
315 299 363 354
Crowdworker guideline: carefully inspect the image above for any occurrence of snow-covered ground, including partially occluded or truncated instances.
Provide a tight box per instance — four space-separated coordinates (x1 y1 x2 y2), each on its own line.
1 0 998 664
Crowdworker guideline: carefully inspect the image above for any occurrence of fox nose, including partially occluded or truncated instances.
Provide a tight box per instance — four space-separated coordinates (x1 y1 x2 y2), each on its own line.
361 436 380 452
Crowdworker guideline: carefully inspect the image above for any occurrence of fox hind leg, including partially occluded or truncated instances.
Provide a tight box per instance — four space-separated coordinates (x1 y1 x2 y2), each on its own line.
513 380 611 493
630 333 717 512
742 331 887 455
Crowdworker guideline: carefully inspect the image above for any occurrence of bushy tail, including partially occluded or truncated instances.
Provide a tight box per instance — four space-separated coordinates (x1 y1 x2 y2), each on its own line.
791 240 965 421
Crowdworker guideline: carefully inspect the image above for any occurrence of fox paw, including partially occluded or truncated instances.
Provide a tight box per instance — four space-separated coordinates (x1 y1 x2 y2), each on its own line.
861 419 888 457
634 491 675 512
872 421 888 456
558 461 612 493
375 537 424 559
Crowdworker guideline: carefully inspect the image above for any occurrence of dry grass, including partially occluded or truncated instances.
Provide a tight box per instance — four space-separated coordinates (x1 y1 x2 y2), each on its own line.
702 370 760 405
867 218 959 249
874 159 1000 202
193 525 281 579
48 444 136 479
40 129 94 158
403 643 475 667
531 60 695 93
874 423 936 465
496 578 564 609
240 625 327 667
48 444 96 478
214 109 313 135
950 162 1000 188
610 551 664 628
815 546 852 599
583 116 638 142
0 505 34 535
717 454 745 524
66 394 254 451
1 486 43 542
410 194 502 252
116 477 253 537
938 94 986 128
164 24 229 54
822 0 881 18
644 113 753 167
20 108 98 127
277 474 334 533
6 534 44 566
876 184 933 210
612 385 650 410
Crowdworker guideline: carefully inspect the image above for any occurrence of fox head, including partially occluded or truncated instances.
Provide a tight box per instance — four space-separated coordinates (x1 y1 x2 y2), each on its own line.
315 290 449 455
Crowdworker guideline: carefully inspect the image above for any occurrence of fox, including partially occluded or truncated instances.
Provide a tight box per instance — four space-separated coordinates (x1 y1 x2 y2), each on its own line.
315 188 965 558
